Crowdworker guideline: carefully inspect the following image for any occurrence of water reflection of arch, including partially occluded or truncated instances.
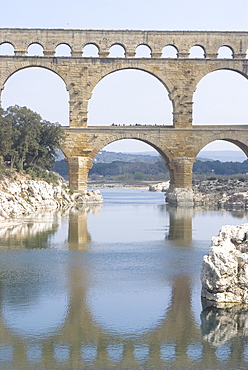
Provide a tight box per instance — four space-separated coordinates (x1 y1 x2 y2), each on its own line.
0 207 247 368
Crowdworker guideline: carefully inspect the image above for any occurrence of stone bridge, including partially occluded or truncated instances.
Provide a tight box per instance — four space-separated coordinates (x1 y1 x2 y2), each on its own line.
1 28 248 202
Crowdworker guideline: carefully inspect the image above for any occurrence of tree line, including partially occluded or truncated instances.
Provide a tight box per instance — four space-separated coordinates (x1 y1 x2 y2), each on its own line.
53 158 248 182
89 159 248 177
193 159 248 175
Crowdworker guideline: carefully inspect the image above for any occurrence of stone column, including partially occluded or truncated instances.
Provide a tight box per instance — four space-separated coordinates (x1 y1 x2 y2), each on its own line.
233 53 247 59
166 157 195 205
151 50 162 58
205 53 218 59
170 157 194 188
125 50 136 58
43 50 55 57
99 50 109 57
67 156 92 192
14 50 26 56
169 86 194 129
68 78 90 127
177 51 190 58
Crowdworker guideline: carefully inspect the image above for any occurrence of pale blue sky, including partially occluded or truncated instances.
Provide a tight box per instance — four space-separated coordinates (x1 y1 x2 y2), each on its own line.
1 0 248 153
2 0 248 31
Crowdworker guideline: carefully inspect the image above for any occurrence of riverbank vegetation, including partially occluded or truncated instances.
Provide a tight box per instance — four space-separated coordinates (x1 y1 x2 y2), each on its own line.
0 105 64 182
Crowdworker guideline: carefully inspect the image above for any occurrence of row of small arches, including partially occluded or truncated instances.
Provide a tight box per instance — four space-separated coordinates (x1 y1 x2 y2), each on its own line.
0 340 244 364
0 42 245 59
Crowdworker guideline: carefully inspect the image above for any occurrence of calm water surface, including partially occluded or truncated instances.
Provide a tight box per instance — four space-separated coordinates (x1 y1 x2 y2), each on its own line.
0 188 248 369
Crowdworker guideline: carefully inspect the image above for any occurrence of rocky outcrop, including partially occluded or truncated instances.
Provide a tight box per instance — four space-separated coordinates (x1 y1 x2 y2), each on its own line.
201 223 248 303
0 177 103 220
149 181 169 192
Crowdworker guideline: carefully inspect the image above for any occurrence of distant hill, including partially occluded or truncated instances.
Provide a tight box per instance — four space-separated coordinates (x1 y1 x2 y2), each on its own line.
93 150 160 163
93 150 247 163
198 151 246 162
56 149 246 163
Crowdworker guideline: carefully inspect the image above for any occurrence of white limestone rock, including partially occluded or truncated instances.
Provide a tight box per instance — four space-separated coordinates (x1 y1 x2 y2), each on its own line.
201 223 248 303
149 181 170 192
0 176 103 220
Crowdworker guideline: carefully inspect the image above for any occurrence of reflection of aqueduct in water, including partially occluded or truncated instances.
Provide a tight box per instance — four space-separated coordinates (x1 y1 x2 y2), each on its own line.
1 29 248 197
0 207 248 369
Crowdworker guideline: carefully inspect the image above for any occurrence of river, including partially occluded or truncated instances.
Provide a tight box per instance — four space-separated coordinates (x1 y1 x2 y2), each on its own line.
0 188 248 369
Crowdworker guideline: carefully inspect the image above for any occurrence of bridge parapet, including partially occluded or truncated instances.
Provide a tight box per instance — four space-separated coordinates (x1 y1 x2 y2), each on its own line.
1 29 248 58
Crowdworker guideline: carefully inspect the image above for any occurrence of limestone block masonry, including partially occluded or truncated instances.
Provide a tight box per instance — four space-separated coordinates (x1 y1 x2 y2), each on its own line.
1 28 248 202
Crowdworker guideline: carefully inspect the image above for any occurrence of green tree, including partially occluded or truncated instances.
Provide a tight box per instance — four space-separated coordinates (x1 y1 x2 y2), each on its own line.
0 105 65 171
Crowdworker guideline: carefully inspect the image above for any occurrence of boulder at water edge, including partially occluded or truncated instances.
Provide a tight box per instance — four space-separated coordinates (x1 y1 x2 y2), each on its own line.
201 223 248 303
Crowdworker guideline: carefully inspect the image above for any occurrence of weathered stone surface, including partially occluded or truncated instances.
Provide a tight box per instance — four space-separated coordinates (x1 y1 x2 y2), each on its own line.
166 187 194 206
0 177 103 220
201 223 248 303
193 179 248 209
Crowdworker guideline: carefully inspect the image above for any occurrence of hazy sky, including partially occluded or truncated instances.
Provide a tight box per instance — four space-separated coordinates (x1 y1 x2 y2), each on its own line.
1 0 248 153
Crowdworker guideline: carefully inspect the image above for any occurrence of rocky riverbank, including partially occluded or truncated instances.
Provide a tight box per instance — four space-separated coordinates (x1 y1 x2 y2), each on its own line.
150 179 248 208
193 178 248 209
0 175 103 220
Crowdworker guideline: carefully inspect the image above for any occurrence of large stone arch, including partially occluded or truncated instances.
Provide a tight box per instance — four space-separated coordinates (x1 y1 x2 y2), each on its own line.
0 64 70 125
87 66 175 129
0 62 69 90
88 65 173 96
193 65 248 89
0 60 83 126
193 66 248 125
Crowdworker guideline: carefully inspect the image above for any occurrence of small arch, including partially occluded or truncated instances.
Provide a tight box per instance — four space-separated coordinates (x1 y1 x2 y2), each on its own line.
0 42 15 56
217 46 234 59
55 43 72 57
27 43 44 56
82 43 99 57
135 44 151 58
189 45 205 58
162 45 178 58
109 44 125 58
